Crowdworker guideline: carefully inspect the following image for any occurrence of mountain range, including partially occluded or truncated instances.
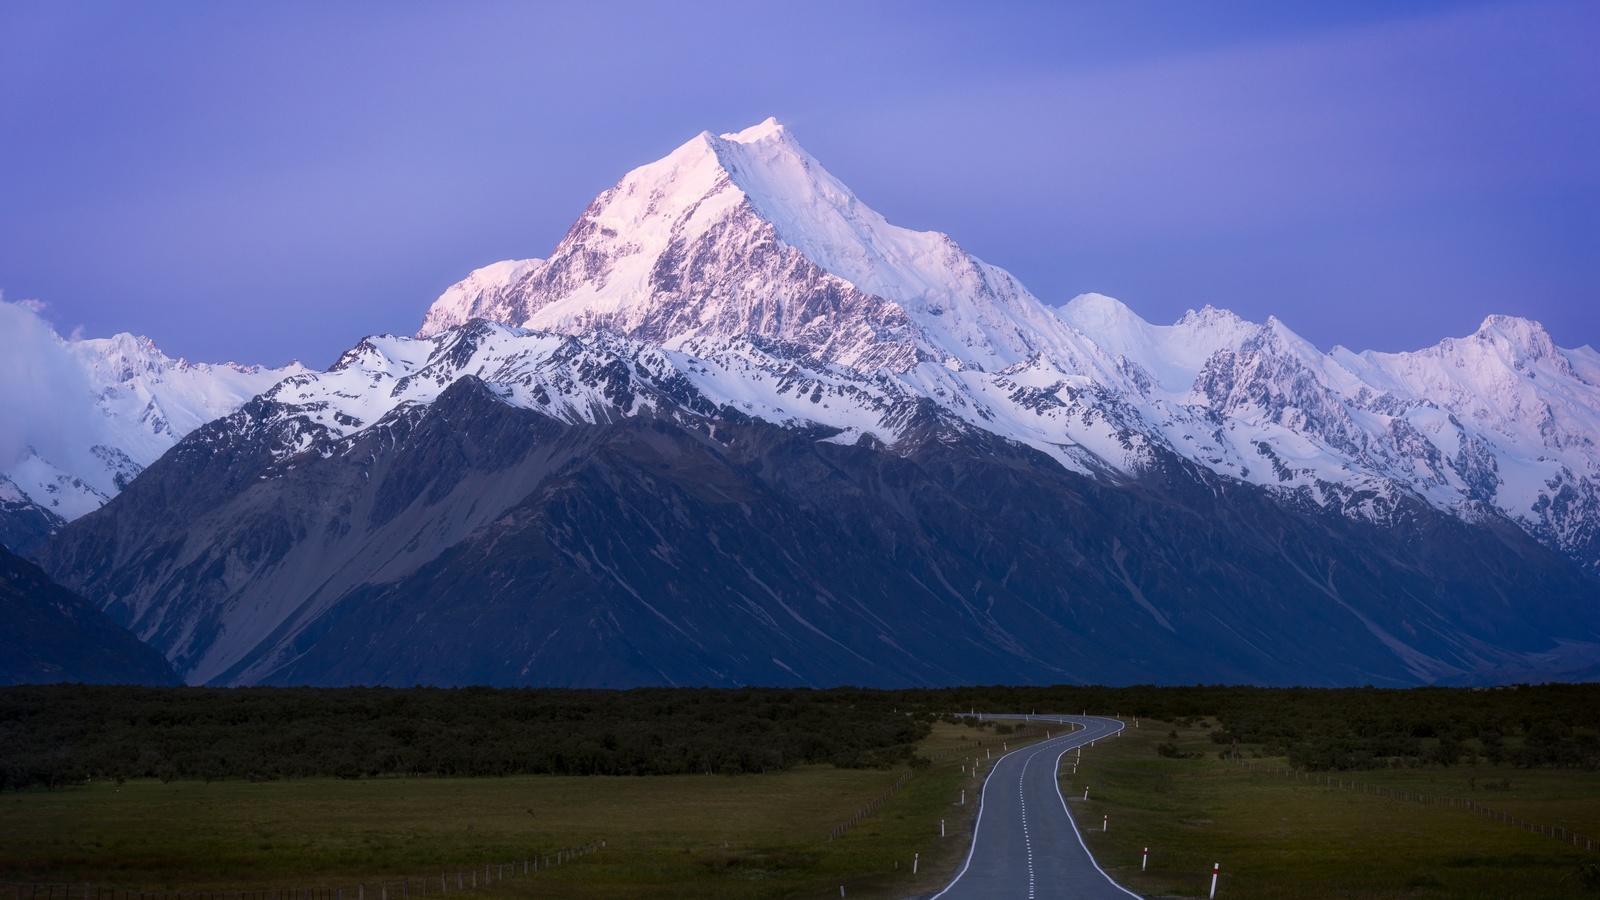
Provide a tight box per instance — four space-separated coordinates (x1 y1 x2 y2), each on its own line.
0 322 304 553
14 119 1600 688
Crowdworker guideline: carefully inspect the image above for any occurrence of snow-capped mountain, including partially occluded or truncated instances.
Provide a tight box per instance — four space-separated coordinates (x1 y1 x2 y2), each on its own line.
0 306 306 550
418 118 1109 377
39 316 1600 688
34 119 1600 689
423 120 1600 577
1054 296 1600 575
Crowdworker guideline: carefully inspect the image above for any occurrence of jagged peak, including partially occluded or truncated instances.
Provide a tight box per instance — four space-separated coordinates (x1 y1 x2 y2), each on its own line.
720 117 787 144
1175 304 1251 330
1260 315 1320 351
1474 314 1557 360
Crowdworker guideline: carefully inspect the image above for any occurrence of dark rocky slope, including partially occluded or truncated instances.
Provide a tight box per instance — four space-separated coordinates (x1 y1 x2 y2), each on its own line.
0 543 177 685
0 490 64 556
39 376 1600 688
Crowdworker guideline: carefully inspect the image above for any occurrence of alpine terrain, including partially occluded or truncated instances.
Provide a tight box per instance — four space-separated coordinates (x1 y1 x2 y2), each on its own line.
36 119 1600 688
0 321 307 553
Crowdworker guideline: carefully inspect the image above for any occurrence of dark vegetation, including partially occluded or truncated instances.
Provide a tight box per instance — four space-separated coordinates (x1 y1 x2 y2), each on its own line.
0 685 928 789
4 683 1598 791
1195 683 1600 771
924 683 1600 771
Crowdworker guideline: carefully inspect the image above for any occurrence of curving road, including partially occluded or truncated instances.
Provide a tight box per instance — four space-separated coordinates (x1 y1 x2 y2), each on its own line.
932 715 1138 900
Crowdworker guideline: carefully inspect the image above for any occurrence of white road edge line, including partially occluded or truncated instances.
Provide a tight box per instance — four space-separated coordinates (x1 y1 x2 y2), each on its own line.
930 714 1142 900
1049 717 1143 899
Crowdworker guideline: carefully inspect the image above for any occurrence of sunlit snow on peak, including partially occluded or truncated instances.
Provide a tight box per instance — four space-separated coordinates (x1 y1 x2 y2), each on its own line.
720 117 786 143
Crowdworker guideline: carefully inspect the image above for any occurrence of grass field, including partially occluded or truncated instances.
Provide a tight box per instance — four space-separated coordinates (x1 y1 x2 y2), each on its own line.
0 722 1033 900
9 715 1596 899
1067 718 1600 899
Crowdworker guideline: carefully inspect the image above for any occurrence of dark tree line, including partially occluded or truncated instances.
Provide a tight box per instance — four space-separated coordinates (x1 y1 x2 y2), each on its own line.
1193 683 1600 771
0 685 929 790
5 682 1597 790
895 683 1600 771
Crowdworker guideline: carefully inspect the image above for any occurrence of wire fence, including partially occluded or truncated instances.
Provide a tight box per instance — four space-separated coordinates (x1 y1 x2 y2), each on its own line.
1 840 606 900
827 770 914 841
1234 760 1596 852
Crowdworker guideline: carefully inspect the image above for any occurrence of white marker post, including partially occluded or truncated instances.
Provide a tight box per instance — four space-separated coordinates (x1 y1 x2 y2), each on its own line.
1083 788 1089 800
913 853 919 874
961 789 965 805
941 819 946 837
1142 847 1148 871
1210 863 1219 898
1102 815 1108 832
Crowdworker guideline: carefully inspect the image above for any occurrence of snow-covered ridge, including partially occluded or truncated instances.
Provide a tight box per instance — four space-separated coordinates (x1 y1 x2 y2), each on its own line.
0 303 307 528
1052 294 1600 571
243 320 1141 480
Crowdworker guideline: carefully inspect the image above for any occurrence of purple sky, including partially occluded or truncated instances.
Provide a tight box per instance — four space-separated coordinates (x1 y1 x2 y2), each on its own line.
1 1 1595 369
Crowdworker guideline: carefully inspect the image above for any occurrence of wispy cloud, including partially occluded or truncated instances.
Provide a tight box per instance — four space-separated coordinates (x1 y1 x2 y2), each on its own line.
0 298 103 471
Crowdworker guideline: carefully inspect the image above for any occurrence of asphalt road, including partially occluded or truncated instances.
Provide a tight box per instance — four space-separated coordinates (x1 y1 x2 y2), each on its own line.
931 715 1138 900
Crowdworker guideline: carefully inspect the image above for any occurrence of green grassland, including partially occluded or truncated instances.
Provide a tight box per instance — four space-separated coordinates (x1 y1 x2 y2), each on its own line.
8 711 1599 899
0 722 1034 900
1067 718 1600 899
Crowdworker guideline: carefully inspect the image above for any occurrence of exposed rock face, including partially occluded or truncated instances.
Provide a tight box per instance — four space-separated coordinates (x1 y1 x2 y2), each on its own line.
0 543 177 685
0 477 65 555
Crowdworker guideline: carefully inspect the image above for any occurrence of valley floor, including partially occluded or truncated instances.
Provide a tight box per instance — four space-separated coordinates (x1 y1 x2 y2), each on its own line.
6 720 1598 899
1068 719 1600 899
0 723 1000 900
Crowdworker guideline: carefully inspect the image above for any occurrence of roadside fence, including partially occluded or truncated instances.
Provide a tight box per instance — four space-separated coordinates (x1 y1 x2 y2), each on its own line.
1234 760 1595 852
1 839 607 900
828 771 914 841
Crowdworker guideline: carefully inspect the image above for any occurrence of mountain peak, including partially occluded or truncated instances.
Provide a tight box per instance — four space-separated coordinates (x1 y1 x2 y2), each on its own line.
417 119 1092 374
1058 292 1140 327
1475 314 1557 361
720 117 787 144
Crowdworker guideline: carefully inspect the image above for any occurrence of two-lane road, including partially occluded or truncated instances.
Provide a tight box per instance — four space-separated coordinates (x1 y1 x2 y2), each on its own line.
933 715 1137 900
